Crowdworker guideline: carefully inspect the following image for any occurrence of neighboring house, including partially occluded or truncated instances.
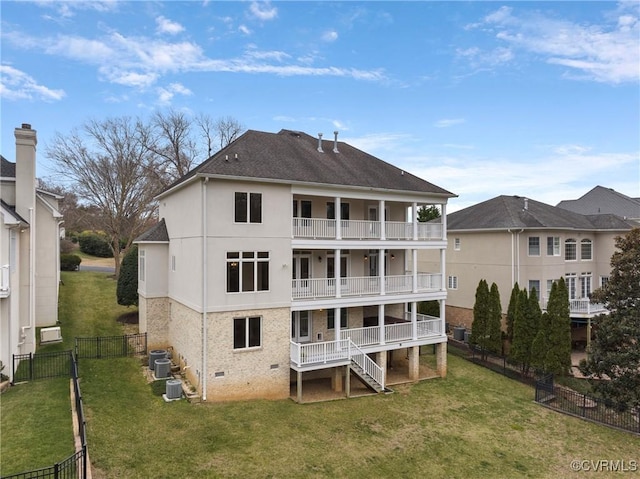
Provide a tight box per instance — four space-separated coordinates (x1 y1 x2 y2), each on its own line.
556 185 640 224
1 124 64 381
420 194 636 345
136 129 456 402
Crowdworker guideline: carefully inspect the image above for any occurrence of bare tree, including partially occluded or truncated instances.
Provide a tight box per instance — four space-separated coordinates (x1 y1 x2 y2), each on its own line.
143 108 200 187
214 115 245 151
46 117 158 278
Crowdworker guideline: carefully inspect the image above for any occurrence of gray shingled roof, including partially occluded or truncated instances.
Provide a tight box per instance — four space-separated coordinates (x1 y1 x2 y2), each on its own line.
0 199 28 224
447 195 634 231
1 155 16 178
134 218 169 243
557 186 640 219
162 129 455 197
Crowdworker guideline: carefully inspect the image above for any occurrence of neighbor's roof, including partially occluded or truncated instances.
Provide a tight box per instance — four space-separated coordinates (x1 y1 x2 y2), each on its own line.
557 186 640 219
161 129 455 198
0 155 16 178
134 218 169 243
1 199 28 225
447 195 635 231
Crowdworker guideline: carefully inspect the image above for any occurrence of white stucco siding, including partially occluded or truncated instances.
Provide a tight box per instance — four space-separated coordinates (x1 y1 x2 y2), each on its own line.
34 200 59 327
140 243 168 298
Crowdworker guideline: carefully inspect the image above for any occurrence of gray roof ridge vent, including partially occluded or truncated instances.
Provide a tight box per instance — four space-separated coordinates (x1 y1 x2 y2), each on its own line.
333 131 339 153
317 133 323 153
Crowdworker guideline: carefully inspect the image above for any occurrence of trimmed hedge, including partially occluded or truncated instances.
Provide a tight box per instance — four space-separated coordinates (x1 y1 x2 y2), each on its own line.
78 231 113 258
60 254 82 271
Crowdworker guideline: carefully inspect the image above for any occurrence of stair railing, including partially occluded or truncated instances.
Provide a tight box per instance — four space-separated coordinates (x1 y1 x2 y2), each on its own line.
348 338 385 390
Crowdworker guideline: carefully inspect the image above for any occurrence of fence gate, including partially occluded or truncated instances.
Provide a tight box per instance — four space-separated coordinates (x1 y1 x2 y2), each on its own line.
12 351 73 383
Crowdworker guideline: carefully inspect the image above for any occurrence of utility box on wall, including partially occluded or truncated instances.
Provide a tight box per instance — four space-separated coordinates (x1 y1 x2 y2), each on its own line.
40 327 63 344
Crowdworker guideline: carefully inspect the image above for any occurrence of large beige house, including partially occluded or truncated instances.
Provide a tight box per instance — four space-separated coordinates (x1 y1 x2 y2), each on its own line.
420 194 637 342
136 129 456 402
1 124 63 381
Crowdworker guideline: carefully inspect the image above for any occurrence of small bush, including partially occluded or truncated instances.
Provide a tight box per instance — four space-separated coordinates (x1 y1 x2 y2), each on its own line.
60 254 82 271
60 238 76 254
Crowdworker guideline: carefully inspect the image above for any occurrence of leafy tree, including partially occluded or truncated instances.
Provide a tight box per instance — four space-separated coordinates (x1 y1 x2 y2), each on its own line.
117 245 138 307
506 282 520 343
531 311 551 372
417 205 440 222
580 228 640 409
545 278 572 375
470 279 489 357
418 300 439 318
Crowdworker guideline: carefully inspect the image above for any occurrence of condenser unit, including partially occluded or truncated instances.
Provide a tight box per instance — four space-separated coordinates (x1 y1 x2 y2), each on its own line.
40 327 63 344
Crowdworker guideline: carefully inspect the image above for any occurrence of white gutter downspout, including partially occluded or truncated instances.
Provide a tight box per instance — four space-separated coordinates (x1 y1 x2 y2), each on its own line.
508 229 524 286
201 178 209 401
20 207 35 349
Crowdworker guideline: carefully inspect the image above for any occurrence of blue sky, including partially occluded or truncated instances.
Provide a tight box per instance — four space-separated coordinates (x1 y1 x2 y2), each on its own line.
1 1 638 212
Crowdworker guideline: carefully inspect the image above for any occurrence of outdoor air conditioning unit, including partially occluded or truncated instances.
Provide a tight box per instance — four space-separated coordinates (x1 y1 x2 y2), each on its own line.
40 327 62 344
165 379 182 401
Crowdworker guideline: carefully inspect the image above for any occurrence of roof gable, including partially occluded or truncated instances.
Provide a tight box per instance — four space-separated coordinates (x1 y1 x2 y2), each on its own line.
134 218 169 243
162 130 455 197
557 186 640 219
1 155 16 178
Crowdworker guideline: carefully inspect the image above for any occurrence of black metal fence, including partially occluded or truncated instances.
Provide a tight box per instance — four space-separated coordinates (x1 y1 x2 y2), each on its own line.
2 356 88 479
12 351 73 383
534 375 640 435
5 333 146 478
75 332 147 360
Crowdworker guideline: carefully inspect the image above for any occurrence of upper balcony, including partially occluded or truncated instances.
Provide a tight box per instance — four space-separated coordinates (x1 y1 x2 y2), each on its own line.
292 218 443 241
0 265 9 298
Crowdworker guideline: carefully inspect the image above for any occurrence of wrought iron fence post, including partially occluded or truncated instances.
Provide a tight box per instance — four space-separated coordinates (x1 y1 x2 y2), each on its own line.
54 462 59 479
29 352 33 381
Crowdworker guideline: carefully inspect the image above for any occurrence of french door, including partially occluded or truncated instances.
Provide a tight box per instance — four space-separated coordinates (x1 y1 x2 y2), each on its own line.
291 311 311 343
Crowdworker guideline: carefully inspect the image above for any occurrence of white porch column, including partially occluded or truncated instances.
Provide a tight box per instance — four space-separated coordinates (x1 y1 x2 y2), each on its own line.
379 248 385 295
335 307 342 342
441 203 447 241
412 249 418 293
335 248 341 299
335 196 342 240
440 299 446 335
412 202 418 240
411 301 418 340
440 248 446 292
379 304 385 344
380 199 386 240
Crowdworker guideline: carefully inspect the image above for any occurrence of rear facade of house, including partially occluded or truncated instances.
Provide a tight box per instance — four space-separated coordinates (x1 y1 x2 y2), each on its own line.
136 129 456 401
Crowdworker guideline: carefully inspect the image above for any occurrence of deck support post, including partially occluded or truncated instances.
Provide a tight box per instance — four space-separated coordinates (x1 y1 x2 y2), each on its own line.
331 367 343 392
297 370 303 403
408 346 420 380
436 342 447 378
346 365 351 397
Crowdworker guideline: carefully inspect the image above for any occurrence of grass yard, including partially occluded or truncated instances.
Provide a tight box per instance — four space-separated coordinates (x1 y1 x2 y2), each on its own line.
2 271 639 478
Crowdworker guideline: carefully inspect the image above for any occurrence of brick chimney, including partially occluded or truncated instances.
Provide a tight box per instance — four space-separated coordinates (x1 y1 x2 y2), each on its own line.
14 123 37 220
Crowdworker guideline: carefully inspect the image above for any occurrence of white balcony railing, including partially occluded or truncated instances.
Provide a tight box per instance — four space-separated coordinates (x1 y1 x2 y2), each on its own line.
0 265 9 298
292 273 442 300
292 218 443 241
338 315 442 348
541 297 608 316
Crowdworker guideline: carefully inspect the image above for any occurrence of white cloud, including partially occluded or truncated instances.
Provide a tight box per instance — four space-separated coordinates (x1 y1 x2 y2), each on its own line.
249 1 277 21
434 118 465 128
0 64 65 101
244 48 290 62
471 4 640 84
238 25 252 35
156 16 185 35
156 82 192 104
322 30 339 42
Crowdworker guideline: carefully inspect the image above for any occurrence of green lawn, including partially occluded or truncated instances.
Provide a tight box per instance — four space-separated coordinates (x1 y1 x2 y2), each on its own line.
2 271 639 478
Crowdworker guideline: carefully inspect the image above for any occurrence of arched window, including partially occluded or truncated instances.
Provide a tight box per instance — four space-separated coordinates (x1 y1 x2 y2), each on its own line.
581 239 592 260
565 239 577 261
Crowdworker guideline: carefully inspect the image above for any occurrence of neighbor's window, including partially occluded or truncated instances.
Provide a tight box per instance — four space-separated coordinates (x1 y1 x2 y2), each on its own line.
454 238 461 251
233 316 261 349
226 251 269 293
235 192 262 223
600 276 609 288
327 309 348 329
448 275 458 290
528 237 540 256
565 239 577 261
581 239 592 260
528 280 540 299
547 236 560 256
293 199 312 218
139 250 146 281
326 202 350 220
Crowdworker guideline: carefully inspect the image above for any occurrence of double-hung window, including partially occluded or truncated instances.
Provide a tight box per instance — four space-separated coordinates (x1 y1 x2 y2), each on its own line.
547 236 560 256
233 316 261 349
326 202 350 220
528 237 540 256
226 251 269 292
235 192 262 223
327 309 348 329
139 250 146 281
448 275 458 290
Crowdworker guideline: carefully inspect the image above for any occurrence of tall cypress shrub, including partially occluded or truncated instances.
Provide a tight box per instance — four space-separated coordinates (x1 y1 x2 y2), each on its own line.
117 245 139 307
